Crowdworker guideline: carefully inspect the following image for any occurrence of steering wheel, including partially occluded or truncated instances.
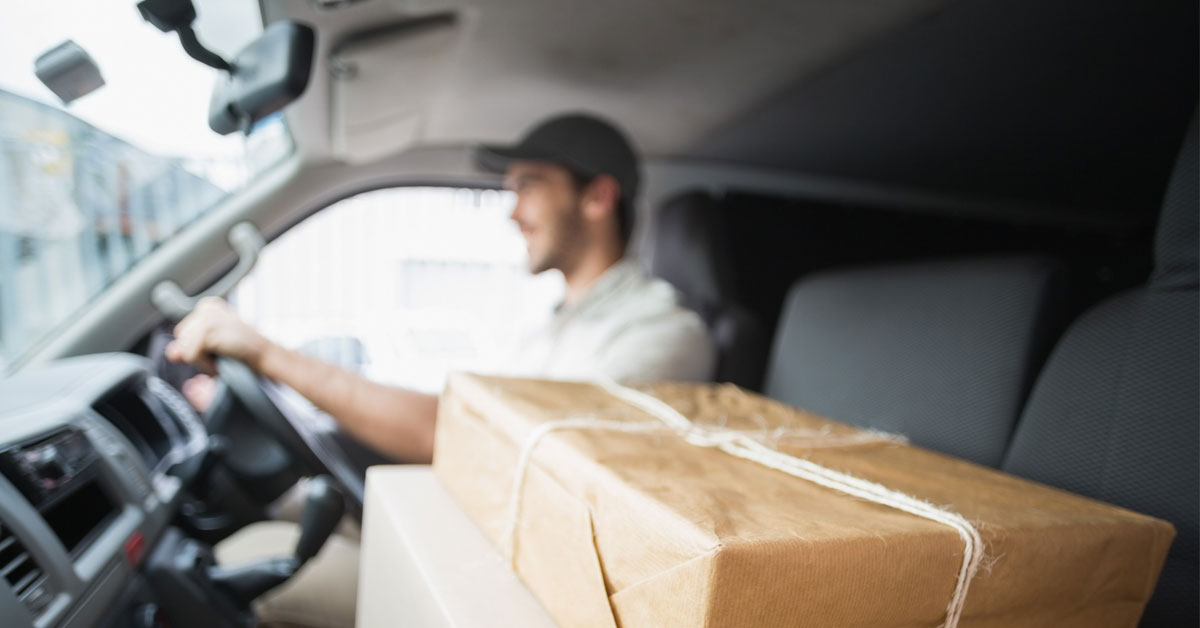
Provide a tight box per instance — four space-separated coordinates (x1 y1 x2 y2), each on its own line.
214 355 366 516
151 223 366 516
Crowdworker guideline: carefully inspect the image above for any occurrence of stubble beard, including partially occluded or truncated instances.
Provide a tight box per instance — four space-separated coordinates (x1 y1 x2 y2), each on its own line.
527 198 587 276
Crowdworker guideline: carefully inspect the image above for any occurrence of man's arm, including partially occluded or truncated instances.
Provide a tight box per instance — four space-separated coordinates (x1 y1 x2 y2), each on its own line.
165 297 436 463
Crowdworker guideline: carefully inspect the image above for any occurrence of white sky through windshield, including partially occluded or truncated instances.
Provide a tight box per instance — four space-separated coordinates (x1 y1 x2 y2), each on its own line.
0 0 263 159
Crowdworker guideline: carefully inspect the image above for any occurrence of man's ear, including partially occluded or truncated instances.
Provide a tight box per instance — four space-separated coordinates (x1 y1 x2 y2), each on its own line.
580 174 621 223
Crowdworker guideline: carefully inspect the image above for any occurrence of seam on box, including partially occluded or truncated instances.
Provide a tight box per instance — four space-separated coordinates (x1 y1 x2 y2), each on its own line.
584 504 623 627
608 544 723 599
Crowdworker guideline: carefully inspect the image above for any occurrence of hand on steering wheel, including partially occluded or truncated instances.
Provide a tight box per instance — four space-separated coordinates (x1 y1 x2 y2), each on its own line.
165 297 269 375
165 298 365 514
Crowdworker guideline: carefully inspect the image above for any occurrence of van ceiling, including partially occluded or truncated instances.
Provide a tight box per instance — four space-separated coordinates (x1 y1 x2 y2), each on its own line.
269 0 956 157
267 0 1197 222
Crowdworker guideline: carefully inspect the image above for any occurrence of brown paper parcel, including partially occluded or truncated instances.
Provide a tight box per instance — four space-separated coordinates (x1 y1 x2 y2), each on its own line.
432 373 1175 628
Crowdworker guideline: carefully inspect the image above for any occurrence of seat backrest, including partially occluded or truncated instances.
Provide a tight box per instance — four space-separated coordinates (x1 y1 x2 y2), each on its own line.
647 190 769 390
764 255 1066 467
1001 114 1198 626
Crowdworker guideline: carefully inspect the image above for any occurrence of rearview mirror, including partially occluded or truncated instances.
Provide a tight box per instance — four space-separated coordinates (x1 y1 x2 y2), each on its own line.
208 21 316 135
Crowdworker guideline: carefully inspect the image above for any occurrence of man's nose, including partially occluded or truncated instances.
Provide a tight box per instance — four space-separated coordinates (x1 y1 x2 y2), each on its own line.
508 196 524 224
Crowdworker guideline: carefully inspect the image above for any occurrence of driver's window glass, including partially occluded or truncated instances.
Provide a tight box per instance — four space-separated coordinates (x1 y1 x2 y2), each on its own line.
231 187 562 393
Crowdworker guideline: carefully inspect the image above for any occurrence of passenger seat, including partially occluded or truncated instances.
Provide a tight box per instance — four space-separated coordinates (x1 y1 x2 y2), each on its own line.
1001 114 1198 626
764 255 1066 467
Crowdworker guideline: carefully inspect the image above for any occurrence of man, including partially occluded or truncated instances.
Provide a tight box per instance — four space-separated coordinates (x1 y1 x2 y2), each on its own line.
169 113 714 462
166 113 714 626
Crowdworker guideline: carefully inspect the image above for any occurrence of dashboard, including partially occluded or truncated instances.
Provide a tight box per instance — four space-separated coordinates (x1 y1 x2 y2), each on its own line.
0 354 205 628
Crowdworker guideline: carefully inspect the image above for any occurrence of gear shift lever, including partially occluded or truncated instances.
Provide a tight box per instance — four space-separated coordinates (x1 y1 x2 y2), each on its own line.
294 476 344 563
208 476 346 607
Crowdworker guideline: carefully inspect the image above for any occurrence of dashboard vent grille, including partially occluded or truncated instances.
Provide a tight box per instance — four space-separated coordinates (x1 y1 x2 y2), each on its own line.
0 522 49 613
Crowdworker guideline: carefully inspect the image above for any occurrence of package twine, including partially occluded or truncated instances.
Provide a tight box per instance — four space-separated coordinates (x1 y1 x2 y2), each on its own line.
500 381 984 628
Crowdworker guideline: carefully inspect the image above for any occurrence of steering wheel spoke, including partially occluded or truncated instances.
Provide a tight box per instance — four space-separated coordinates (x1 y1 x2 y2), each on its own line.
216 356 365 518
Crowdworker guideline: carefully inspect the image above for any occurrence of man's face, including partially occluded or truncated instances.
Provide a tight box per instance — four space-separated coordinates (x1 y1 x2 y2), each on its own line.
505 161 587 274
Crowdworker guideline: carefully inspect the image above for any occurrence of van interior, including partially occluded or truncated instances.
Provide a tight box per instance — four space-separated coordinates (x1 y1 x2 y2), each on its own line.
0 0 1195 626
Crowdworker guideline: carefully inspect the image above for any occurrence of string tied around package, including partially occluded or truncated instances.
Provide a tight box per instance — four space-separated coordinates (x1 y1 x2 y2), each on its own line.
500 380 985 628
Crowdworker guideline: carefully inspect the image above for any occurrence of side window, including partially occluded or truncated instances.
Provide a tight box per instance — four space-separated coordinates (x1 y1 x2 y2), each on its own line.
231 187 561 392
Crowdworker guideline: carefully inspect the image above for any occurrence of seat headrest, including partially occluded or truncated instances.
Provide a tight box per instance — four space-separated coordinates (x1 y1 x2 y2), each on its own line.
1152 111 1199 290
647 190 738 313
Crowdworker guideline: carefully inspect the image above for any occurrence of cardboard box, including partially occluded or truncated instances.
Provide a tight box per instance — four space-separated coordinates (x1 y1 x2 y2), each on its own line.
432 374 1174 628
357 466 558 628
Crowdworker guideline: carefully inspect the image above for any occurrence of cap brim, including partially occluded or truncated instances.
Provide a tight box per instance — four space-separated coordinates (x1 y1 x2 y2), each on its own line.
474 144 559 174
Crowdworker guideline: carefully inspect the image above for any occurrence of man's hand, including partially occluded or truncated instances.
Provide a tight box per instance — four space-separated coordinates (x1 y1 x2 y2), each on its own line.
165 297 271 374
165 296 437 462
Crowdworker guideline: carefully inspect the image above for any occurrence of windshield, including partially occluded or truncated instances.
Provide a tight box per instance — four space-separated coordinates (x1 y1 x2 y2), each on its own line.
0 0 293 373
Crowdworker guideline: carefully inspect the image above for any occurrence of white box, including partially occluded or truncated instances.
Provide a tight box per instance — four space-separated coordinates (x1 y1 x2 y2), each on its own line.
357 466 559 628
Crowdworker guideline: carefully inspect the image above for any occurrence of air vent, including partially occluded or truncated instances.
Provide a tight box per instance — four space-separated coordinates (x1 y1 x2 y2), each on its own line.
0 522 51 614
93 382 172 471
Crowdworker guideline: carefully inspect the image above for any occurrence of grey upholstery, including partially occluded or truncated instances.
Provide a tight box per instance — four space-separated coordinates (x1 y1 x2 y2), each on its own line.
764 255 1065 467
1002 114 1198 626
648 190 769 390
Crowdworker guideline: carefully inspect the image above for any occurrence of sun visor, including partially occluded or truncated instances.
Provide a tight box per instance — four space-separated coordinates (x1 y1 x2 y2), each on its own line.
329 14 462 164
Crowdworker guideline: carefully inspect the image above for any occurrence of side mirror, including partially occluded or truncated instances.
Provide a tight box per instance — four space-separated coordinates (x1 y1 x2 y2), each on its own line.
34 40 105 104
208 21 316 135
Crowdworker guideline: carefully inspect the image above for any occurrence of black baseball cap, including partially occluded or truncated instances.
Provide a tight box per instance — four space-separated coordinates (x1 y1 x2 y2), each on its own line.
475 113 640 206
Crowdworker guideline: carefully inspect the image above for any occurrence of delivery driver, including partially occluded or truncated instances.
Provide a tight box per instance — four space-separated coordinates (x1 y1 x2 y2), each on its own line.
165 113 715 627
